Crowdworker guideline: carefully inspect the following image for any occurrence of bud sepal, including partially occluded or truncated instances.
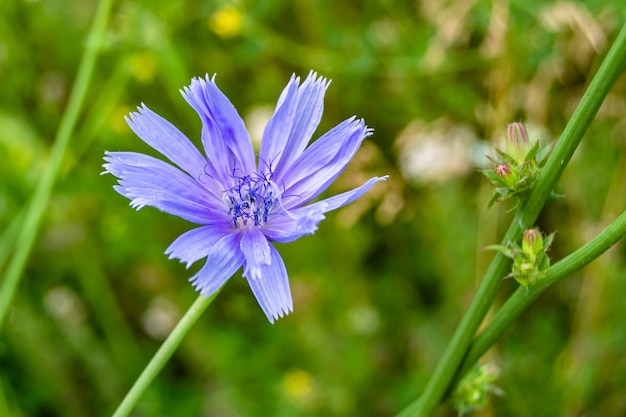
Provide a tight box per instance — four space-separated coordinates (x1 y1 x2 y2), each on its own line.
452 363 503 416
485 228 556 287
482 122 552 207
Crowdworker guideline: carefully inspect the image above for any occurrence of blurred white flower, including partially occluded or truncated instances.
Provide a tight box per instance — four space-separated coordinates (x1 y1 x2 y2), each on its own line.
142 297 181 340
244 104 275 151
395 118 477 185
44 286 86 326
347 306 380 335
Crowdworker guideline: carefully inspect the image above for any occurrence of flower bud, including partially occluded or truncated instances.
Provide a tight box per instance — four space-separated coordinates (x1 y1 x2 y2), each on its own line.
494 163 518 187
522 228 543 259
494 163 511 177
452 363 502 415
487 227 555 286
505 122 531 164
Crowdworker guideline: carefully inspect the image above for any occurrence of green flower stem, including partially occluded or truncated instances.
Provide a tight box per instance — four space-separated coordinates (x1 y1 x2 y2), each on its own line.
0 212 23 273
111 293 219 417
0 0 114 330
452 209 626 388
396 22 626 417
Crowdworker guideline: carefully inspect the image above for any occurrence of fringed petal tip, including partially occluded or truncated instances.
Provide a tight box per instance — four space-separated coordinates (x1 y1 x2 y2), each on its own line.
165 225 231 269
165 252 192 269
189 272 247 300
187 233 245 298
259 290 293 324
124 103 149 124
246 245 293 324
250 280 295 324
180 74 218 99
109 184 142 210
293 203 328 234
101 151 124 176
304 70 331 89
189 275 214 298
350 118 373 139
266 303 294 324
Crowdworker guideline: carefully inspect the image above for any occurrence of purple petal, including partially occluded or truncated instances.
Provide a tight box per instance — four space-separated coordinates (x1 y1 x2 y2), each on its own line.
280 117 371 209
189 232 244 297
182 75 256 186
263 176 386 243
125 105 207 177
166 224 233 268
240 227 271 280
258 74 300 174
103 151 228 224
104 154 209 210
262 203 328 244
260 71 330 181
302 176 388 213
246 244 293 323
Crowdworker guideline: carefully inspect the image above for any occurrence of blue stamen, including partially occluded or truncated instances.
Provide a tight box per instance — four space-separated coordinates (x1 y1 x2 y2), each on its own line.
225 172 280 229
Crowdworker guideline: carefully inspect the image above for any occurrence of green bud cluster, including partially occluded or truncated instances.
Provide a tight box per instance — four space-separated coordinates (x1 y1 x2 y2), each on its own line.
482 122 551 207
451 363 503 416
486 228 555 287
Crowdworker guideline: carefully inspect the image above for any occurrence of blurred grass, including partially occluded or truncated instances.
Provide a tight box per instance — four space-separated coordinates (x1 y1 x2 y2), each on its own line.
1 0 626 416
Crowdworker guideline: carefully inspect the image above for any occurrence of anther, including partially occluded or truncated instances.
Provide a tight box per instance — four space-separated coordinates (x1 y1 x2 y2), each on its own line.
225 172 281 229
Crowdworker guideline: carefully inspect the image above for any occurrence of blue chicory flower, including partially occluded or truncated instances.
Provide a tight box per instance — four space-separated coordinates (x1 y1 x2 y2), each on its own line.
103 71 386 323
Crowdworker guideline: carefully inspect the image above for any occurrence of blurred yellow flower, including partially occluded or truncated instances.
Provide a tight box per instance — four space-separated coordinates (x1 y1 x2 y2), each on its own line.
281 369 316 402
128 52 156 83
209 6 243 38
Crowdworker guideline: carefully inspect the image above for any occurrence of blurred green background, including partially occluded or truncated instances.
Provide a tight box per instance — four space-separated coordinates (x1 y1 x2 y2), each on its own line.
2 0 626 416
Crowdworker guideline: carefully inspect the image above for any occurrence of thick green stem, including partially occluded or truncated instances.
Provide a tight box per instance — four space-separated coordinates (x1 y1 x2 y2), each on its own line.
111 293 218 417
0 0 114 330
454 209 626 390
396 22 626 417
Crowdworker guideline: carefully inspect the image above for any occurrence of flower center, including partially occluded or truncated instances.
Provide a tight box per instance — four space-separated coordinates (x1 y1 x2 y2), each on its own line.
225 173 280 229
